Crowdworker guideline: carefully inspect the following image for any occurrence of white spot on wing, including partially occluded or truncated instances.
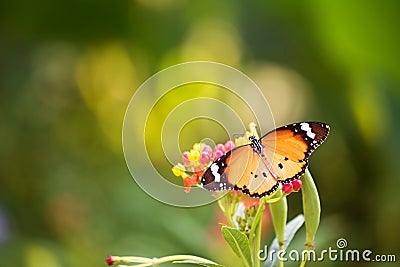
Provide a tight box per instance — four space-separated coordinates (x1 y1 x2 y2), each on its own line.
211 163 221 182
300 123 316 139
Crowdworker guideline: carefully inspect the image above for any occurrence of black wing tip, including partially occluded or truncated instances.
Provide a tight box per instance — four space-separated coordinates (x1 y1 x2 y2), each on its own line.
235 182 281 198
284 121 330 130
307 121 330 136
298 122 330 154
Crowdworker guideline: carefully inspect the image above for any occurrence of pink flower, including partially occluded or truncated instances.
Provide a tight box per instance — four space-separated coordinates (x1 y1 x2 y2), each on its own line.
214 144 225 153
224 140 236 151
213 150 224 161
199 152 211 164
202 145 213 155
182 151 191 166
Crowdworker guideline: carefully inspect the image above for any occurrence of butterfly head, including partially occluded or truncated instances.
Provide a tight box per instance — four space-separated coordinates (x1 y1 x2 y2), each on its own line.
249 135 263 154
249 136 257 142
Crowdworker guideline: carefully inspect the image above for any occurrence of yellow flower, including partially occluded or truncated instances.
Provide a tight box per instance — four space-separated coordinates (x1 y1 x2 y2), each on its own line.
192 143 201 153
172 163 185 177
249 122 259 139
233 122 260 146
235 135 250 146
188 149 200 161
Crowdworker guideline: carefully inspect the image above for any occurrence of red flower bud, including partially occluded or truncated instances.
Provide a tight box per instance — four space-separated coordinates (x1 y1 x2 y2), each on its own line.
105 255 115 266
282 183 293 195
291 179 302 191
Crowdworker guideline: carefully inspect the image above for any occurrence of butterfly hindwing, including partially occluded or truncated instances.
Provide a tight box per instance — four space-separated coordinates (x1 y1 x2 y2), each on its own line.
241 154 280 197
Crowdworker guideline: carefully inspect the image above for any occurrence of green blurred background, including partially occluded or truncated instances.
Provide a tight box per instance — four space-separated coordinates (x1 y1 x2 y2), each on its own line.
1 1 400 266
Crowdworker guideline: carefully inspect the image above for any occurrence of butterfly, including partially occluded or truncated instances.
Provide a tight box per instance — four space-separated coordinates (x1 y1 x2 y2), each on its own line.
200 122 330 198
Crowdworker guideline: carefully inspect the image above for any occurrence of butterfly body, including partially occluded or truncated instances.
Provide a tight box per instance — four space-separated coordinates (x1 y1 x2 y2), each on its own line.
200 122 330 198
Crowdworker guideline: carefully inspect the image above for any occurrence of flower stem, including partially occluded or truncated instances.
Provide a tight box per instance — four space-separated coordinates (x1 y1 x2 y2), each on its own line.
250 198 267 267
219 195 236 227
109 254 220 266
254 212 263 267
155 255 219 265
269 190 287 267
299 245 311 267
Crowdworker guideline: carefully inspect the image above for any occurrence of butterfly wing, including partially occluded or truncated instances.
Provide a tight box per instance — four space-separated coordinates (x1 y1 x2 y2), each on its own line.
201 122 330 198
260 122 330 184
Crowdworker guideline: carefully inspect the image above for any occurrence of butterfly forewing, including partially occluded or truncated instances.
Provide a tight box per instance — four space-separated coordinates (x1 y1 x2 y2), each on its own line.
260 122 330 183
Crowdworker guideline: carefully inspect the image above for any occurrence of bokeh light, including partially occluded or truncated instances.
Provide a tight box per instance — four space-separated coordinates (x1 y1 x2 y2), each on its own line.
1 1 399 266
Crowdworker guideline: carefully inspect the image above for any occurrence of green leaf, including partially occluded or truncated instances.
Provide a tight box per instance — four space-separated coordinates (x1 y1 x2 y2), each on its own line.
269 191 287 249
265 214 305 267
301 169 321 248
173 260 225 267
221 226 253 267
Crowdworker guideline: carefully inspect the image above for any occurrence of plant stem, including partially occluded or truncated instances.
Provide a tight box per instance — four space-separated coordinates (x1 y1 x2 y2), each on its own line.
220 195 236 227
269 190 287 267
155 255 219 265
228 200 236 227
299 245 311 267
112 254 220 266
250 198 266 267
254 211 263 267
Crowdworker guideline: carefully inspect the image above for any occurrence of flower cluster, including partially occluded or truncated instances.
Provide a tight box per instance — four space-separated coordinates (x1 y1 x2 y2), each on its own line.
172 123 260 193
171 141 237 192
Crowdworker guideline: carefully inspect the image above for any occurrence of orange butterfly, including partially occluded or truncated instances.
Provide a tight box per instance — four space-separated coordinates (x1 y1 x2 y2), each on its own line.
200 122 330 198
